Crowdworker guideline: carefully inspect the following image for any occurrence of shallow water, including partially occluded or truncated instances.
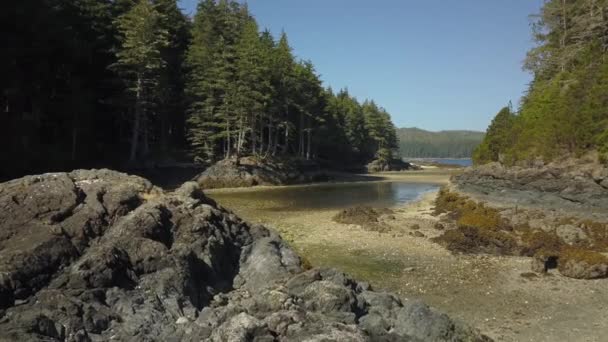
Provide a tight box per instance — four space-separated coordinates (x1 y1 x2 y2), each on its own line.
208 181 440 213
406 158 473 167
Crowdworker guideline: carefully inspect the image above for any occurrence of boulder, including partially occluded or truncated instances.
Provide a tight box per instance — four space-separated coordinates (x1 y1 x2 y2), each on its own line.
555 224 588 245
557 248 608 279
0 170 490 341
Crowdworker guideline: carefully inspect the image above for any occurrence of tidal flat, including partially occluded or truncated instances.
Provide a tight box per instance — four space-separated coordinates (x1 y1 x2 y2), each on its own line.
208 171 608 342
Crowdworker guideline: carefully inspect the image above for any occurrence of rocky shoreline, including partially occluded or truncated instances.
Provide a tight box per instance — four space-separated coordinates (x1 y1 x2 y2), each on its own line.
431 157 608 281
453 157 608 217
0 169 488 341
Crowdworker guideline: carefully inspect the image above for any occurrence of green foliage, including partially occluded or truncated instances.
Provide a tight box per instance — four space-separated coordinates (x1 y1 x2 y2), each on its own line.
185 1 398 166
397 128 484 158
114 0 171 161
1 0 398 178
1 0 190 177
476 0 608 165
472 106 515 164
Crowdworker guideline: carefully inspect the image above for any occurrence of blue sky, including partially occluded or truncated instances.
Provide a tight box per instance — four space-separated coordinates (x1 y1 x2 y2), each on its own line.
178 0 544 132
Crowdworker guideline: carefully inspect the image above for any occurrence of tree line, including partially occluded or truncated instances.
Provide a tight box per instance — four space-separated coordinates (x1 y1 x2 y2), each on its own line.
1 0 398 179
474 0 608 165
397 128 484 158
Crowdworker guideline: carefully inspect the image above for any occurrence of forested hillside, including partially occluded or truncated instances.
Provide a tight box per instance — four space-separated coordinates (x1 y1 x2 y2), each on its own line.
474 0 608 165
397 128 484 158
0 0 397 179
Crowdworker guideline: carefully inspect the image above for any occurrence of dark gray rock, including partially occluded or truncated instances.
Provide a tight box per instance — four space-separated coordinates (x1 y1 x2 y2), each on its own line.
366 159 417 173
0 170 490 341
196 157 328 189
454 160 608 214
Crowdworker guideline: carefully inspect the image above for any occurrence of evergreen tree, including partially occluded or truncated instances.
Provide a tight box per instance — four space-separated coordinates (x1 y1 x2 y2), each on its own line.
234 19 266 156
477 0 608 165
473 106 515 164
273 32 296 155
155 0 190 154
114 0 169 162
0 0 402 178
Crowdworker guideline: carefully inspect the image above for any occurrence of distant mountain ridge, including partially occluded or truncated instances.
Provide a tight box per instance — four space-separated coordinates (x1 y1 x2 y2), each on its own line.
397 127 485 158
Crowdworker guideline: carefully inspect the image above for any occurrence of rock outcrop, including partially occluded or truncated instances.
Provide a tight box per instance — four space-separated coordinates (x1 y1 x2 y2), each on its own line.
366 159 416 173
453 158 608 213
0 170 489 341
196 157 329 189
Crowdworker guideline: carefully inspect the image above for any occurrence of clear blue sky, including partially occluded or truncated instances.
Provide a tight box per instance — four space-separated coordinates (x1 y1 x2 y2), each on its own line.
179 0 544 132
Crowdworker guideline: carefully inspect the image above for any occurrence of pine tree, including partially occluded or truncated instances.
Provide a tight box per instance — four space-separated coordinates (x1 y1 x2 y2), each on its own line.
114 0 169 162
234 19 266 156
155 0 190 154
273 32 296 155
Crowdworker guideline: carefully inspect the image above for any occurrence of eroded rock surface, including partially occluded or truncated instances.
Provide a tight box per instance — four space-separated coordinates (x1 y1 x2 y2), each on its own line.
454 159 608 214
0 170 489 341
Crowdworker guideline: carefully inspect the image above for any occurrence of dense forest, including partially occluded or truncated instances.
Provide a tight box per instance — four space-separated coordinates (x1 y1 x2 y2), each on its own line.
1 0 398 180
474 0 608 165
397 128 484 158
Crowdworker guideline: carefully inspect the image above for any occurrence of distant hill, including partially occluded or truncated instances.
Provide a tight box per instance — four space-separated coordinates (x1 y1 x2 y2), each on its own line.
397 127 485 158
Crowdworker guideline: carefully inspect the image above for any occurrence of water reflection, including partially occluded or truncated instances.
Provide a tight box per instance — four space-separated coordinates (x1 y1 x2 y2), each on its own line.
209 182 439 212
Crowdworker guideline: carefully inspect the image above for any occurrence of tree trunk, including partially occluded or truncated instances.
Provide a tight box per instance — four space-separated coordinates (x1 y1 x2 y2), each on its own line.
282 104 289 154
142 108 149 157
160 108 168 155
71 125 78 162
267 122 273 155
236 115 243 157
226 118 231 159
306 117 312 161
298 113 304 157
129 75 143 162
251 112 257 155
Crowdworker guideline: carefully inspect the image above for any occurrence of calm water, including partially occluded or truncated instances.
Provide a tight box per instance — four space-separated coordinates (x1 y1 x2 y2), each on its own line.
407 158 473 167
209 181 440 212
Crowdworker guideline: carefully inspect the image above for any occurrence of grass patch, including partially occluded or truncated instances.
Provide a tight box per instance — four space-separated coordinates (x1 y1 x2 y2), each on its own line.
299 244 406 289
432 226 518 255
559 247 608 266
433 189 518 255
520 230 563 257
579 220 608 251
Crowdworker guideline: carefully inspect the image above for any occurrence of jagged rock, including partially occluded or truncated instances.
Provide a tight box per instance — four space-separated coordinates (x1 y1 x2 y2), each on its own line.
0 170 490 341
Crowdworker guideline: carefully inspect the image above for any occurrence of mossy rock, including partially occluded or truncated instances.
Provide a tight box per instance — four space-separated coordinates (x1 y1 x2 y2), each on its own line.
333 206 394 232
558 247 608 279
520 230 564 257
432 225 518 255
